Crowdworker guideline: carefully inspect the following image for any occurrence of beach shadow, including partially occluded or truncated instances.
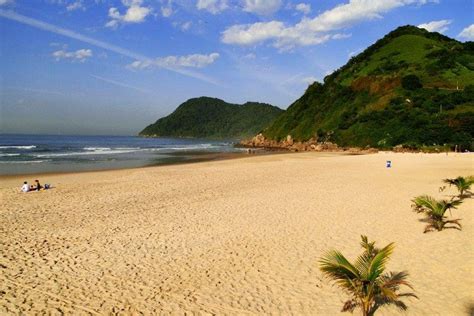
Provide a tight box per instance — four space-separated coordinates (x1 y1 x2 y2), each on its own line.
466 302 474 316
24 187 55 193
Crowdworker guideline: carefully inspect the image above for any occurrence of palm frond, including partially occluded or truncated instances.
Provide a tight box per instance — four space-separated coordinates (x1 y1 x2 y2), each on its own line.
397 292 419 299
443 176 474 198
443 178 457 185
444 219 462 230
355 235 380 280
367 243 394 282
341 299 358 313
423 218 462 233
360 235 378 255
319 237 416 315
411 195 437 213
379 271 414 291
424 223 437 233
319 250 360 281
412 194 463 233
392 300 408 311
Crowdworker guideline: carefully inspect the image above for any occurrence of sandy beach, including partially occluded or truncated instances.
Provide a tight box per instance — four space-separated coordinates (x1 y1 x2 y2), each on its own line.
1 152 473 315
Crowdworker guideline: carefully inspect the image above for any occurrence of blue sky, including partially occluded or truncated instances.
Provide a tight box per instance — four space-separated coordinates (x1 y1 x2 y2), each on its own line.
0 0 473 135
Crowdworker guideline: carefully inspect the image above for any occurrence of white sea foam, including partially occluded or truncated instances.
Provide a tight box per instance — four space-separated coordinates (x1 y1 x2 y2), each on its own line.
0 153 21 157
157 144 217 151
0 145 36 149
36 149 140 157
0 160 49 164
83 147 112 151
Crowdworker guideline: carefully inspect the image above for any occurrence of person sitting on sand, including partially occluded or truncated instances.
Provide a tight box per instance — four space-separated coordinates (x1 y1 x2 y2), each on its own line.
21 181 30 192
34 179 43 191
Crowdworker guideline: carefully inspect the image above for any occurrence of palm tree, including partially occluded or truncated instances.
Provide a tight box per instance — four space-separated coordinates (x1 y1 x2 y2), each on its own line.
411 195 462 233
443 176 474 198
319 236 417 316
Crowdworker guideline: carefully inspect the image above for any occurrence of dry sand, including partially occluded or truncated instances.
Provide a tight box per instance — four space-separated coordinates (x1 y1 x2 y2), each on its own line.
1 152 473 315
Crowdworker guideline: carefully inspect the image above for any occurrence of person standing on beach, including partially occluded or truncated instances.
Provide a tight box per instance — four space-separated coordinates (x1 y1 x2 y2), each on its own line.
21 181 29 192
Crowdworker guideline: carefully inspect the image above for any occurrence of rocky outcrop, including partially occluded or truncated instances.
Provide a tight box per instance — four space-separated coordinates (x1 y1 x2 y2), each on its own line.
239 133 379 153
240 134 328 152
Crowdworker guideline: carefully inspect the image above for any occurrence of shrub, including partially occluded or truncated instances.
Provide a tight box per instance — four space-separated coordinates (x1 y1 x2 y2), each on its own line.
401 75 422 90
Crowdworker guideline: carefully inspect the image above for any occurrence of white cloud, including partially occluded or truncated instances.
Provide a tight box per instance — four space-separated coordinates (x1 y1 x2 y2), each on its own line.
91 75 150 93
0 0 14 5
66 0 84 11
243 0 281 15
0 10 218 84
295 3 310 15
181 21 192 31
161 6 172 17
222 0 435 49
348 47 362 57
243 53 256 59
302 76 316 85
196 0 228 14
129 52 220 69
222 21 333 49
161 0 173 17
418 19 451 33
52 48 93 62
458 24 474 41
106 0 151 29
222 21 285 45
332 33 351 39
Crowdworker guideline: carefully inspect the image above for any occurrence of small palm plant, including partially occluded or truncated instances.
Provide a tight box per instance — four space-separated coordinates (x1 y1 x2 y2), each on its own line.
412 195 462 233
319 236 417 316
443 176 474 198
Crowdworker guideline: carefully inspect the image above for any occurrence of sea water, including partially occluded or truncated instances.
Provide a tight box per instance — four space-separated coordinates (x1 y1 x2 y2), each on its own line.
0 134 243 175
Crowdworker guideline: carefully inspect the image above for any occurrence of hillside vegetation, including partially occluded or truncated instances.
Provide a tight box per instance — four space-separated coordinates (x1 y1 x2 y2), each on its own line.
263 26 474 150
140 97 283 139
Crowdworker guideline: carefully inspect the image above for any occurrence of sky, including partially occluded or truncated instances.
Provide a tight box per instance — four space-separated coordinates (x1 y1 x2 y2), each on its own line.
0 0 473 135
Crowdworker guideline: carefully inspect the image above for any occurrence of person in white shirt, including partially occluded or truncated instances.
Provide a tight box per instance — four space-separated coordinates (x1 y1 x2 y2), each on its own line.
21 181 30 192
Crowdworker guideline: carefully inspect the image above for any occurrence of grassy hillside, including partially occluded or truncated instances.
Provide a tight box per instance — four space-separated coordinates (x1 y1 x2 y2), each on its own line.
140 97 283 139
264 26 474 150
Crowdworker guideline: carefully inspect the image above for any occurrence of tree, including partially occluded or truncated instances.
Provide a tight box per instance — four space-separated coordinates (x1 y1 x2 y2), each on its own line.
412 195 462 233
401 75 422 90
443 176 474 198
319 236 417 316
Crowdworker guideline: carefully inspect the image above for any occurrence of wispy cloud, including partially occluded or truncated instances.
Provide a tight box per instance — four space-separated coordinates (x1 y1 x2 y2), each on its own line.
418 19 451 33
0 9 219 84
90 75 151 93
66 0 84 12
458 24 474 41
243 0 282 16
295 3 311 15
128 53 220 70
105 0 152 29
196 0 228 14
52 48 92 62
161 0 174 17
0 0 14 6
222 0 437 49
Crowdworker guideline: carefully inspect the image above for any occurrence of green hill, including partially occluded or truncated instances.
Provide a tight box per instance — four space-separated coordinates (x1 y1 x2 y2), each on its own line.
263 25 474 150
140 97 283 139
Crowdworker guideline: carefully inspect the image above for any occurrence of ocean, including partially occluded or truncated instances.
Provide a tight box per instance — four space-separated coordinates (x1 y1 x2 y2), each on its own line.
0 134 244 175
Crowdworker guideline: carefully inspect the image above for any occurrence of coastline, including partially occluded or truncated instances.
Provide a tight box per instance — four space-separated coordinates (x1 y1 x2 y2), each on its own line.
0 151 250 179
0 149 353 179
1 152 472 314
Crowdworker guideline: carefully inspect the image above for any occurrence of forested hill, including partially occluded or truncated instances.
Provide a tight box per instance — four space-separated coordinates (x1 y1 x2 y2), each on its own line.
263 25 474 150
139 97 283 139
